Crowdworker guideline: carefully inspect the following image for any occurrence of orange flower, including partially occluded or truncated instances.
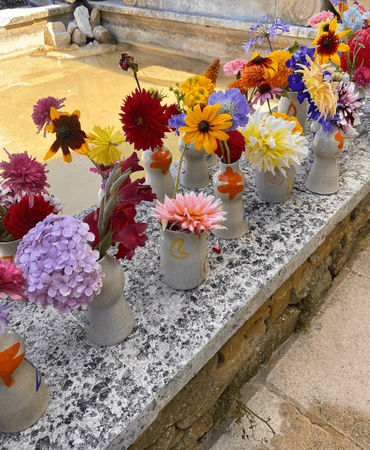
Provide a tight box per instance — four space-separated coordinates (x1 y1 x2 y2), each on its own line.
240 65 266 89
265 50 292 89
313 16 350 65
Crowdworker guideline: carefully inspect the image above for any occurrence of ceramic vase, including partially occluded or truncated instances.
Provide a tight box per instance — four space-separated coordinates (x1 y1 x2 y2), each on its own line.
308 121 321 170
212 160 248 239
352 85 367 137
205 152 219 168
305 126 343 195
278 91 308 132
159 229 208 290
86 254 135 346
142 146 175 203
179 136 209 189
255 167 296 203
0 239 22 264
0 328 50 433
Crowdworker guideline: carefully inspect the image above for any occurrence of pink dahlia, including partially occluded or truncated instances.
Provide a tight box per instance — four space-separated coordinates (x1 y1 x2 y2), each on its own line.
352 66 370 88
336 82 363 134
0 259 27 301
153 193 226 235
0 149 50 208
223 59 249 77
32 96 66 137
308 10 334 28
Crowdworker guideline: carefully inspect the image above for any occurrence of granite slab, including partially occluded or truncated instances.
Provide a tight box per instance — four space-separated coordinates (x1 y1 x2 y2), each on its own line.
1 101 370 450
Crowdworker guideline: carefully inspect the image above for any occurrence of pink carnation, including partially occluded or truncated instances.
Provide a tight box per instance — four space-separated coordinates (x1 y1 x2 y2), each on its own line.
223 59 249 77
153 193 226 235
308 10 334 28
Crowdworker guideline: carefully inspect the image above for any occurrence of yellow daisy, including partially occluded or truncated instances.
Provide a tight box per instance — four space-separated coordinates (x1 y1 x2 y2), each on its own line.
87 125 125 166
178 104 232 154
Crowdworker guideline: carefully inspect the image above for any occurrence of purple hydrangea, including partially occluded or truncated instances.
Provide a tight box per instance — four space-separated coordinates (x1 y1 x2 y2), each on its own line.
168 113 187 136
15 214 104 313
208 88 249 130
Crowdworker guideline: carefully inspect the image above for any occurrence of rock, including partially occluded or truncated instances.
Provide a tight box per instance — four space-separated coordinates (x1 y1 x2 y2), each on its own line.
90 8 101 31
74 6 93 39
44 22 71 49
67 20 78 35
72 28 87 46
93 25 116 44
62 0 76 3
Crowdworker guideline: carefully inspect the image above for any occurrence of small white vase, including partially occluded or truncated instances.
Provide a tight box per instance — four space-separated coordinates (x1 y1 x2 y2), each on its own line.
159 229 208 290
212 160 248 239
308 120 321 169
142 146 175 203
0 328 50 433
306 126 343 195
179 136 210 189
0 239 22 264
86 254 135 346
255 167 296 203
278 91 308 132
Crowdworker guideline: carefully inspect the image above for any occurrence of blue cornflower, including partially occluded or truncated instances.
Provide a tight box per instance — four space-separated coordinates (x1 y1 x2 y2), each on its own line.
208 88 249 130
343 6 370 33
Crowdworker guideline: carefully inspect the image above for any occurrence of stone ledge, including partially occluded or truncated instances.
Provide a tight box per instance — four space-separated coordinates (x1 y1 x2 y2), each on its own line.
0 3 73 27
1 102 370 450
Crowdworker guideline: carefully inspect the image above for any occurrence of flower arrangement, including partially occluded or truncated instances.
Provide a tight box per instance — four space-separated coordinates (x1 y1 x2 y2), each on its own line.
15 215 104 314
153 192 226 235
241 109 309 176
0 149 62 242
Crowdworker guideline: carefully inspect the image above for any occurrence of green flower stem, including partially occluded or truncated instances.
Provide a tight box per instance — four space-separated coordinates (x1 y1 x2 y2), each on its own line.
133 71 142 93
224 141 231 164
88 155 107 179
267 98 273 115
174 144 186 197
219 139 226 162
266 34 273 53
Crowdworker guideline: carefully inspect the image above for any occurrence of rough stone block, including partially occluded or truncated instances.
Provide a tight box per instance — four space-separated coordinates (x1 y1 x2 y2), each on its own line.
265 279 292 327
277 0 331 26
330 238 360 276
93 25 116 44
44 22 71 49
146 425 177 450
74 6 93 39
128 355 218 450
72 28 87 46
229 307 301 390
67 20 78 35
172 410 213 450
348 196 370 241
289 260 315 304
90 8 101 30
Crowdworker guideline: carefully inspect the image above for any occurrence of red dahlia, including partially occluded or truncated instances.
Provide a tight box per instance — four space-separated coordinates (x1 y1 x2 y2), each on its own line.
214 130 246 163
119 89 171 151
3 195 54 239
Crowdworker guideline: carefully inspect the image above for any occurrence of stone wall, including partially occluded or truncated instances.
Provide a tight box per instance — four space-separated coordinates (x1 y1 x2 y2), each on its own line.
127 193 370 450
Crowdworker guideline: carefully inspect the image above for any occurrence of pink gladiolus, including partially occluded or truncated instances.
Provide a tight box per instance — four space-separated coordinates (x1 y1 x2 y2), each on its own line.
153 193 226 235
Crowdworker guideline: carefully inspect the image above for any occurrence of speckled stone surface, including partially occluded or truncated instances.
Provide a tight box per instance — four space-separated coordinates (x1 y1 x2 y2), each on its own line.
1 101 370 450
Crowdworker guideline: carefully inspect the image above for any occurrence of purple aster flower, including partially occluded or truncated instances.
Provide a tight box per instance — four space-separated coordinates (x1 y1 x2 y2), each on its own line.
208 88 249 130
0 301 13 333
330 0 341 5
32 96 66 137
168 113 187 136
15 214 104 314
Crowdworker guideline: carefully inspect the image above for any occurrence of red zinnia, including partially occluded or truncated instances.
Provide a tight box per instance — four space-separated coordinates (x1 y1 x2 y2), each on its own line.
3 195 54 239
214 130 246 163
119 89 171 151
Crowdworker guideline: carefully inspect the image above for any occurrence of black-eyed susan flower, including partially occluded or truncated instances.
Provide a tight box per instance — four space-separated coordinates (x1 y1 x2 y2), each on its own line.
178 104 232 154
44 107 90 163
312 16 350 66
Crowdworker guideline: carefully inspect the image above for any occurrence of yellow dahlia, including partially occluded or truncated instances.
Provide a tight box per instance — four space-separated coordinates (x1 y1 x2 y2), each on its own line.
180 75 215 108
312 16 350 66
270 113 303 134
297 55 338 118
87 125 125 166
240 109 308 176
265 50 292 89
178 104 232 154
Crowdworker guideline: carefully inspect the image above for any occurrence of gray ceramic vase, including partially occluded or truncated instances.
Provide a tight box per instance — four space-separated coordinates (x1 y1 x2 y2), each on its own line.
306 126 343 195
278 91 308 132
0 239 22 264
159 229 208 290
212 160 248 239
142 146 175 203
179 136 210 189
205 152 219 168
308 120 321 170
255 167 296 203
86 254 135 346
0 328 50 433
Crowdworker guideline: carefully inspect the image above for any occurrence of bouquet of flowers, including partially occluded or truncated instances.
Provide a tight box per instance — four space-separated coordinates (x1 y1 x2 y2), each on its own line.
0 149 62 243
